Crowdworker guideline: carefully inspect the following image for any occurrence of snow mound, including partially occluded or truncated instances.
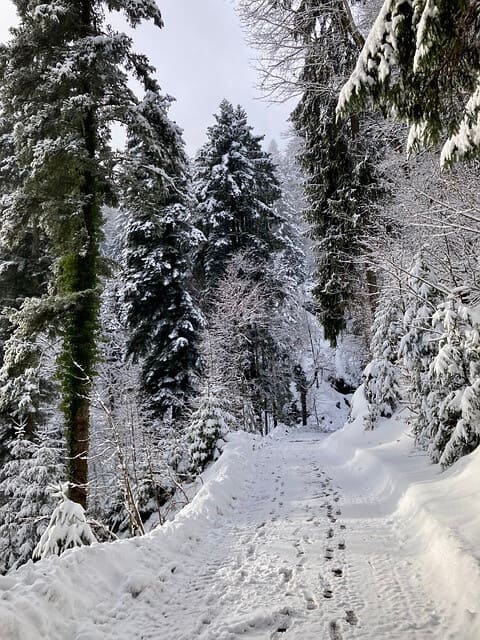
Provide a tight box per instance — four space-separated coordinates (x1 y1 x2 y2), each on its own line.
0 431 256 640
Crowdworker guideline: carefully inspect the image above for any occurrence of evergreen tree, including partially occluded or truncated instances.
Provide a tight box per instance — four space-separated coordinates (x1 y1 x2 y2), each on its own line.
363 291 402 428
33 483 97 560
120 90 202 418
187 390 230 474
399 253 441 447
0 114 51 459
267 139 307 287
0 0 163 507
0 422 63 574
193 100 282 290
337 0 480 165
429 292 480 466
290 0 384 345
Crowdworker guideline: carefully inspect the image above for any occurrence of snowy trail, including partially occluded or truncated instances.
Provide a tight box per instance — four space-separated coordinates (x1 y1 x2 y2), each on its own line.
74 431 454 640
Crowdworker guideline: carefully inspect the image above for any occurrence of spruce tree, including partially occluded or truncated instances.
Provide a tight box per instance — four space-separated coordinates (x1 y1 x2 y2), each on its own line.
429 292 480 466
193 100 282 290
0 0 163 508
119 91 202 418
0 422 63 573
398 254 441 447
187 390 230 474
363 291 402 428
337 0 480 165
268 139 307 287
290 0 384 345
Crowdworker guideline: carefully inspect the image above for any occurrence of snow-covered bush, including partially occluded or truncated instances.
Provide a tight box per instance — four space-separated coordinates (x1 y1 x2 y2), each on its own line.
33 483 96 560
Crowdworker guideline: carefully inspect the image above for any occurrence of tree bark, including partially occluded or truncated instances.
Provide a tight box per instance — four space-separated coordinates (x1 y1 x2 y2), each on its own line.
65 0 99 509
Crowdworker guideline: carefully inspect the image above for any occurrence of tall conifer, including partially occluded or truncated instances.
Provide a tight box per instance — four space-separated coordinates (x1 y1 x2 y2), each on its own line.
0 0 163 507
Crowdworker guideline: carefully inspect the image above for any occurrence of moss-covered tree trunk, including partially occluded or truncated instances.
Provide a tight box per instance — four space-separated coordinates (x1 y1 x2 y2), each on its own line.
63 0 100 509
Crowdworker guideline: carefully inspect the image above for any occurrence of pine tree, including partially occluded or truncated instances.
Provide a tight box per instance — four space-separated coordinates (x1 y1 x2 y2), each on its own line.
193 100 282 290
0 422 63 573
428 292 480 466
119 90 202 418
337 0 480 165
398 253 441 447
187 389 230 474
267 139 307 287
0 0 163 507
290 0 384 345
363 291 402 428
33 483 97 560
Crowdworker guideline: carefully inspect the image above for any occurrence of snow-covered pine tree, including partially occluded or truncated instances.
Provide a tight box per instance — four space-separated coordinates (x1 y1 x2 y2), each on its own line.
290 0 384 345
0 114 51 461
0 422 63 573
399 253 441 447
33 483 97 560
119 90 202 419
363 290 402 429
193 100 282 290
428 292 480 466
186 389 230 474
0 0 163 507
337 0 480 165
267 139 307 287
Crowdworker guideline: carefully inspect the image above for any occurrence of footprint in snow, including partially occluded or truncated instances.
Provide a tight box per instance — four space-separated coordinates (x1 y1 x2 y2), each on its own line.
329 620 343 640
323 587 333 599
279 567 293 582
345 610 358 626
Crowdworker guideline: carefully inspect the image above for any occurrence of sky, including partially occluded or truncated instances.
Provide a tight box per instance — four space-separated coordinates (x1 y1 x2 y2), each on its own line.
0 0 294 155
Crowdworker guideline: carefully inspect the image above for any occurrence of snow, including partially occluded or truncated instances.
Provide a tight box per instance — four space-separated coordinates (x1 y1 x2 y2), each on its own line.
1 394 480 638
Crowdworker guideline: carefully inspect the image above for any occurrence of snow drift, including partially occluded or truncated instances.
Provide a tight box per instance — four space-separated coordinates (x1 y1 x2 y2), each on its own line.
0 432 256 640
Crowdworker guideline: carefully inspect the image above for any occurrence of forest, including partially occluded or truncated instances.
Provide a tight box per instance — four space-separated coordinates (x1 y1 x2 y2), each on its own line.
0 1 479 639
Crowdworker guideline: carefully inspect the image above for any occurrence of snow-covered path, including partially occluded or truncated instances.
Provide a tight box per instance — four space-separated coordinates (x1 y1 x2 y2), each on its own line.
75 432 452 640
4 408 479 640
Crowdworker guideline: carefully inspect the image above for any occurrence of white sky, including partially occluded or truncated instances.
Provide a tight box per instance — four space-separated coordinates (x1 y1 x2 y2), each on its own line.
0 0 294 154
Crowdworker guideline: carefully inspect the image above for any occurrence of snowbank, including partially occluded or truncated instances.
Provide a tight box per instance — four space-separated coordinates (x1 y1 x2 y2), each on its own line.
0 431 257 640
321 387 480 638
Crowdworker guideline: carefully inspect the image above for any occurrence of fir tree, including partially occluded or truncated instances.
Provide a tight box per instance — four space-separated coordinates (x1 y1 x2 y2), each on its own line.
187 390 230 474
290 0 384 345
33 483 97 560
429 292 480 466
337 0 480 165
267 139 307 287
363 291 402 428
0 0 163 507
120 90 202 418
0 422 63 574
193 100 282 290
398 253 441 447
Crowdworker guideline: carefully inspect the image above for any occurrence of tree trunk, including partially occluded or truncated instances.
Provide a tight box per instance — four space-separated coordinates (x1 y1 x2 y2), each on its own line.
301 388 308 426
65 0 100 509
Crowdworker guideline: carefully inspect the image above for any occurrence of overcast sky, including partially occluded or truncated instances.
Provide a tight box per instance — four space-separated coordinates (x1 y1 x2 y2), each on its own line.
0 0 294 154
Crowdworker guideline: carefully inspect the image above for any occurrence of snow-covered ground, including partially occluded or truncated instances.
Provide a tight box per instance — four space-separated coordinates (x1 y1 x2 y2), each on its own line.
1 389 479 639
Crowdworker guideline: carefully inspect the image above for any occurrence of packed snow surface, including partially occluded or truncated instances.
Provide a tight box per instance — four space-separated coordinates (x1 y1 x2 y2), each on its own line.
1 390 480 639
